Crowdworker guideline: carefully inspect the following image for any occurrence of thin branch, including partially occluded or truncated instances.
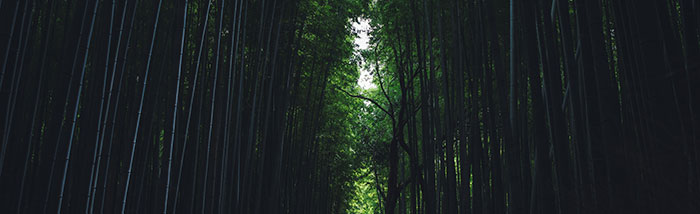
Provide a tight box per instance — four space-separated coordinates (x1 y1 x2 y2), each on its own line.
337 87 395 122
374 47 395 113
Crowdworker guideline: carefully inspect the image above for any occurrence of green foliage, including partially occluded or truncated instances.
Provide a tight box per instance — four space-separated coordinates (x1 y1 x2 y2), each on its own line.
348 167 380 214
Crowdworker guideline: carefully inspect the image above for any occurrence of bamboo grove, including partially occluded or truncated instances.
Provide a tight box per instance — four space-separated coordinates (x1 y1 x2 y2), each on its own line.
355 0 700 213
0 0 365 213
0 0 699 213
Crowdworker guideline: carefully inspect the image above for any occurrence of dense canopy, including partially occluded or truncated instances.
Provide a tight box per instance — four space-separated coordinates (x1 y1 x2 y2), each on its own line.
0 0 698 213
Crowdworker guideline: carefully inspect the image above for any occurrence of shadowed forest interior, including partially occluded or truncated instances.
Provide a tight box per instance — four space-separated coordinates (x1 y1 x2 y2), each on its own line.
0 0 699 213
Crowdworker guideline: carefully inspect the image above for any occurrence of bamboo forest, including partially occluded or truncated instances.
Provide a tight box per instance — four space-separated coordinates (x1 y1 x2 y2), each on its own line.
1 0 699 213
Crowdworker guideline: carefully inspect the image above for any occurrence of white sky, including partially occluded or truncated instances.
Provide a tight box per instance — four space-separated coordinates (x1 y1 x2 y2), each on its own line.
352 18 375 90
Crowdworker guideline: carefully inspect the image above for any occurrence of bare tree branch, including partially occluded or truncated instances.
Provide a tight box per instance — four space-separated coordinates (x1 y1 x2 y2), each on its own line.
374 46 395 113
337 87 395 123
